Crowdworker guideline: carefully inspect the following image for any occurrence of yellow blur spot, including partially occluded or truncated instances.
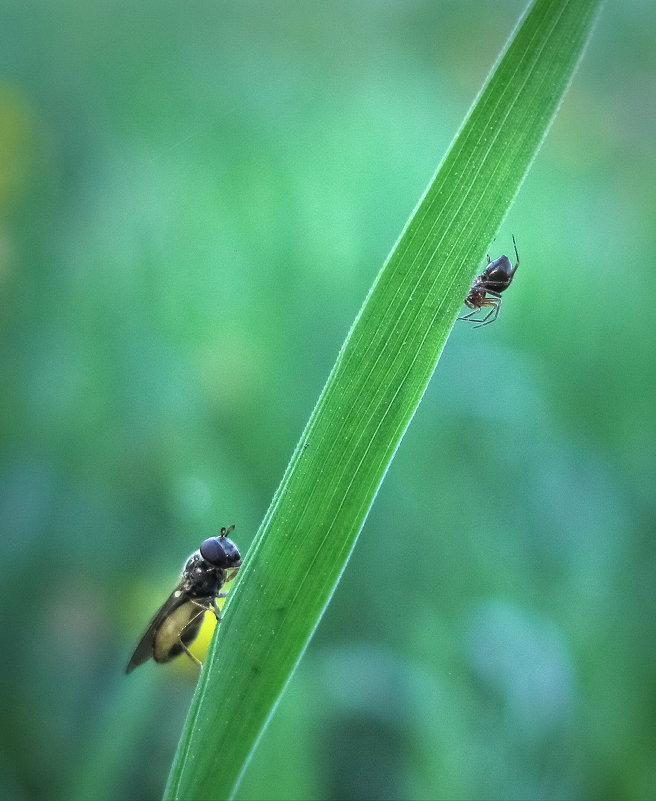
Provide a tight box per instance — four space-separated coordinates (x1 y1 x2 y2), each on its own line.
0 83 34 213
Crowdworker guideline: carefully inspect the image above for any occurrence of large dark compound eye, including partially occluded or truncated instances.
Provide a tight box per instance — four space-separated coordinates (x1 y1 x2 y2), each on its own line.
200 533 241 568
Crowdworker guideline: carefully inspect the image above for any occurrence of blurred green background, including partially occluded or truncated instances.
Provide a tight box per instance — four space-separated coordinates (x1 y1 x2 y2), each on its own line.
2 1 655 799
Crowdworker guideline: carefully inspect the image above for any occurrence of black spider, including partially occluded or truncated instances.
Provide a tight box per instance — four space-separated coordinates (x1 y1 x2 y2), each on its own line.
459 235 520 328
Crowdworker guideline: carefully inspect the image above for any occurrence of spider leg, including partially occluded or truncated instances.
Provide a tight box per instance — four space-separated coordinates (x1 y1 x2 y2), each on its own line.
458 308 483 321
459 289 503 327
473 299 501 328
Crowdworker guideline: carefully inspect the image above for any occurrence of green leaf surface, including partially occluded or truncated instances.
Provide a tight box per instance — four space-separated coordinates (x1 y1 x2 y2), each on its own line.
165 1 601 798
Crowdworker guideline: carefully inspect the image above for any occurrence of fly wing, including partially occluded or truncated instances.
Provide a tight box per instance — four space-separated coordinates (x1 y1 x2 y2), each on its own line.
125 584 188 673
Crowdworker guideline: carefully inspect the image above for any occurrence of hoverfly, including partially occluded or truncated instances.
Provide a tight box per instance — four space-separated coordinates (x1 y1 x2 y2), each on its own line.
126 525 241 673
459 235 520 328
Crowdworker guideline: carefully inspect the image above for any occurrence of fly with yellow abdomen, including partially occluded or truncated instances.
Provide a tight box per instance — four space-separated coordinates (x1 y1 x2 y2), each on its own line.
126 525 241 673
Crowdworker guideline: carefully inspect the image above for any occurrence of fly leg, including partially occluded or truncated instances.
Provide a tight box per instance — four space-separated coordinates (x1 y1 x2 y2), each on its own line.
210 597 223 622
208 567 240 619
178 601 212 669
179 640 202 669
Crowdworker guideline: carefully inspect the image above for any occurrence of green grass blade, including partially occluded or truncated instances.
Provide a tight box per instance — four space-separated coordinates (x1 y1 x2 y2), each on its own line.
165 1 601 798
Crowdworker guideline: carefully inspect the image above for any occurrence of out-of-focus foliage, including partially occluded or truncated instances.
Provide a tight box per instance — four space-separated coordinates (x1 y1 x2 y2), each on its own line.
0 2 654 800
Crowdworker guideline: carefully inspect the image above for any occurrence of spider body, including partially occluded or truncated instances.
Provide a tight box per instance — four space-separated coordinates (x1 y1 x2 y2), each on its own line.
459 235 520 328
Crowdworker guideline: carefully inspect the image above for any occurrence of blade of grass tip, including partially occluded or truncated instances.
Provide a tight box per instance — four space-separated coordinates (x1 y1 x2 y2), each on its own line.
165 1 602 798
